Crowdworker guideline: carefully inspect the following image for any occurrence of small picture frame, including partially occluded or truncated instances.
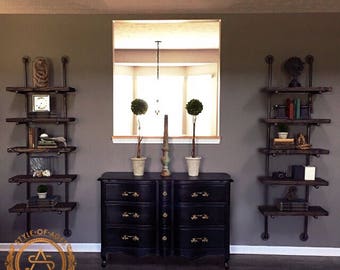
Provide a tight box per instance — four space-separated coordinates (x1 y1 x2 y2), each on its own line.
32 94 50 112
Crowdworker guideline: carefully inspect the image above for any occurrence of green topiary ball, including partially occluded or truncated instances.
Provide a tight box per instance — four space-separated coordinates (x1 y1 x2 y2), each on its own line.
185 99 203 116
131 99 148 115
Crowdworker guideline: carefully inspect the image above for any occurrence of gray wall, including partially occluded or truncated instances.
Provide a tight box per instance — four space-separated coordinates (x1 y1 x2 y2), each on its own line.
0 14 339 247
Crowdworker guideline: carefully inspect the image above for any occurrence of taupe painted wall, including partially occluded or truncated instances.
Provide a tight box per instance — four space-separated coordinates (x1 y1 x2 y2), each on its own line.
0 14 339 247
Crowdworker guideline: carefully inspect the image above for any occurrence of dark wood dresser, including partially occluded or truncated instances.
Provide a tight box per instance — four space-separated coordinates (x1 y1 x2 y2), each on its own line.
98 172 232 269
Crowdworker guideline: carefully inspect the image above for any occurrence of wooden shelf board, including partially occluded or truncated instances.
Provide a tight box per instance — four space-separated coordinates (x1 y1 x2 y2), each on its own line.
6 117 75 124
9 174 77 184
261 118 331 125
9 202 77 213
7 146 76 154
258 205 328 217
262 87 332 94
259 148 329 155
6 86 75 93
258 176 329 186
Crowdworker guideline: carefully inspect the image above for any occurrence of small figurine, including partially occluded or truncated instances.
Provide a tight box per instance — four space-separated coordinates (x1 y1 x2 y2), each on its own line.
33 169 51 177
296 133 312 150
284 57 304 87
285 186 298 201
33 57 49 88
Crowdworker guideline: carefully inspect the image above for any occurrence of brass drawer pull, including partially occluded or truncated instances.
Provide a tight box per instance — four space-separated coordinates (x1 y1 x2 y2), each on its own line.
190 214 209 220
191 191 209 198
191 237 209 243
121 235 140 242
121 191 140 198
121 212 140 219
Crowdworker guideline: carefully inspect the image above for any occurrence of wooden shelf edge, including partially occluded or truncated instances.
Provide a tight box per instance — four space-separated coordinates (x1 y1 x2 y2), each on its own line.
9 174 77 184
7 146 77 154
261 118 331 125
6 86 76 93
258 205 329 217
6 117 76 124
9 202 77 213
262 86 332 93
259 148 329 155
258 176 329 186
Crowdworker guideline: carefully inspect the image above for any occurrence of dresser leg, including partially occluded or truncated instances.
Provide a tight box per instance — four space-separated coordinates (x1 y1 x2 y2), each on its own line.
224 259 229 269
101 252 107 267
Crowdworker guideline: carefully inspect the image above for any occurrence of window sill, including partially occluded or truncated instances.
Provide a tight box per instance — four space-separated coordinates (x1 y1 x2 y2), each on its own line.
112 136 220 144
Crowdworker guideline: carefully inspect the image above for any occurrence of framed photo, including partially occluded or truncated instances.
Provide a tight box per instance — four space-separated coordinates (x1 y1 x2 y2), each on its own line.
32 94 50 112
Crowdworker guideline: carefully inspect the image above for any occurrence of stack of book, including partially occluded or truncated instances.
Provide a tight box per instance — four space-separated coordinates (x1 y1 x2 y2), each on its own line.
28 195 61 208
272 138 295 149
276 199 309 212
37 140 57 149
286 98 302 119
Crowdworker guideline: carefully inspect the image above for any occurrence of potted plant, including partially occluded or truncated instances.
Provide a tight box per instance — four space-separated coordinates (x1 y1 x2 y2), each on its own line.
130 98 148 176
277 123 289 139
185 99 203 176
37 184 48 199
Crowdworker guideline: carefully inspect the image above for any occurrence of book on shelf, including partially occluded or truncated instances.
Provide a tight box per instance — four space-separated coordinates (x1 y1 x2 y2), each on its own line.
28 127 42 148
287 98 294 120
276 199 309 212
273 138 295 144
37 145 58 149
294 98 301 119
37 140 58 148
28 195 61 207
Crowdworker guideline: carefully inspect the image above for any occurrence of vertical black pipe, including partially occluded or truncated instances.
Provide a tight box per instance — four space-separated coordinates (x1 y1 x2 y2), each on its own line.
22 56 29 88
306 55 314 114
63 94 68 118
23 56 31 232
306 55 314 88
264 56 274 205
61 56 68 87
265 55 274 88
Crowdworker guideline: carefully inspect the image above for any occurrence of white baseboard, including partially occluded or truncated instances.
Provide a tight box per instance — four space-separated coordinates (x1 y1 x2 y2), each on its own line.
0 243 101 252
0 243 339 256
230 245 340 257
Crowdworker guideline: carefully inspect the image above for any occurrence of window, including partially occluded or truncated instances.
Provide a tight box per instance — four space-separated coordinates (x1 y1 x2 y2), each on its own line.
113 20 220 143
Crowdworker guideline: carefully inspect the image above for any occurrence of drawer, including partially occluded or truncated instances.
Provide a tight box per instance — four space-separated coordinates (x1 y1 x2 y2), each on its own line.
174 228 226 249
174 183 229 202
175 205 226 226
104 227 155 249
105 204 155 225
104 182 155 202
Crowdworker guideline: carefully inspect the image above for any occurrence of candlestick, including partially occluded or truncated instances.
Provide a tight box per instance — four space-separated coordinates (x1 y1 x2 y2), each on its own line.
161 114 171 176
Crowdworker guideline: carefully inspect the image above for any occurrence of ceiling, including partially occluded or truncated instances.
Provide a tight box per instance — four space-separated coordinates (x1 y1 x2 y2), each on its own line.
1 0 340 14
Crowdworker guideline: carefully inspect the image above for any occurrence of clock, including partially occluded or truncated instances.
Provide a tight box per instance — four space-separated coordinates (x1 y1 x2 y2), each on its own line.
32 94 50 112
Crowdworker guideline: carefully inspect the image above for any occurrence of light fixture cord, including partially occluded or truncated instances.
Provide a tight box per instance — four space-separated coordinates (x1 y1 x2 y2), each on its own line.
155 40 162 115
155 40 161 80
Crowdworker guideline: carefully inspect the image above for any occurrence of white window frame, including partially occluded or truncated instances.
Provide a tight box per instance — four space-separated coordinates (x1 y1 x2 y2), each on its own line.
112 19 221 144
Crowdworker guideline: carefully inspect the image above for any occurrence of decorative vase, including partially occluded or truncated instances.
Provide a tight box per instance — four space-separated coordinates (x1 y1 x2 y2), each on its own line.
278 132 288 139
37 192 47 199
185 156 201 177
131 157 147 176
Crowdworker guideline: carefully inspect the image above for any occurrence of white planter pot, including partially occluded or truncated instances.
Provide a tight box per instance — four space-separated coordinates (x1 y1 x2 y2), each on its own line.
131 157 147 176
278 132 288 139
37 192 47 199
185 156 202 177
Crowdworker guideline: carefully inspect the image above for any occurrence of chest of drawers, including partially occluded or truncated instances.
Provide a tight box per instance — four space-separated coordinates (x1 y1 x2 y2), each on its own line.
98 172 232 269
